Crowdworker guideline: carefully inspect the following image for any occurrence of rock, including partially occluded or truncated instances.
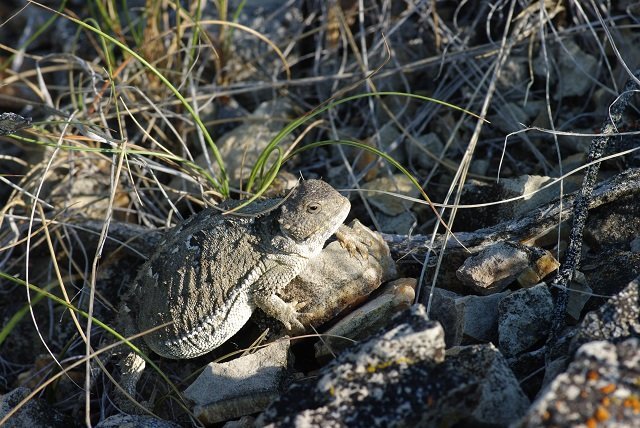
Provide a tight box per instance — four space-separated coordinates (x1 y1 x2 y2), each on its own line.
584 189 640 248
566 271 593 321
457 242 530 294
406 132 444 171
361 174 420 216
457 292 509 343
457 174 581 230
366 122 405 166
444 344 530 426
223 3 303 85
261 305 529 427
222 415 256 428
581 250 640 314
183 340 290 425
570 276 640 354
469 158 490 176
375 210 416 235
421 286 465 346
493 101 530 133
96 414 181 428
281 220 397 328
0 387 68 428
500 175 563 218
498 283 553 356
171 98 294 192
554 39 599 99
456 241 555 295
506 346 547 399
497 57 528 92
517 338 640 427
423 286 509 346
314 278 416 360
516 251 560 288
260 306 445 426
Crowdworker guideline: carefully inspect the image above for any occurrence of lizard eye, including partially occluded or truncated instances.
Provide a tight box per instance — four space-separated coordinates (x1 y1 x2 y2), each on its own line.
306 202 321 213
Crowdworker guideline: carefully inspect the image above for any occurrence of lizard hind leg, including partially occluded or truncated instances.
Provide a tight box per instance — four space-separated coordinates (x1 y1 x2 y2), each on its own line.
114 350 147 413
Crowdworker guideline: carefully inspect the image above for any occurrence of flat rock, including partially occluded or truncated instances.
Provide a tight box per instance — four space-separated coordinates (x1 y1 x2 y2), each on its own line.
498 283 553 356
517 338 640 427
570 276 640 354
183 340 290 425
260 305 529 427
281 220 397 328
314 278 416 360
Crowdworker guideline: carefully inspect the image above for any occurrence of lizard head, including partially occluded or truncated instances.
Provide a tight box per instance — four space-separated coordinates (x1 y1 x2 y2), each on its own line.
278 179 350 247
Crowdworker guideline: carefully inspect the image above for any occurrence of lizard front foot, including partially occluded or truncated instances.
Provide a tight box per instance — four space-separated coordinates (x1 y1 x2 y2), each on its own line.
336 224 369 259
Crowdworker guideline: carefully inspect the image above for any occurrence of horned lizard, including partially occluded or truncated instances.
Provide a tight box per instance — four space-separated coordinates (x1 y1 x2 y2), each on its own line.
116 179 351 402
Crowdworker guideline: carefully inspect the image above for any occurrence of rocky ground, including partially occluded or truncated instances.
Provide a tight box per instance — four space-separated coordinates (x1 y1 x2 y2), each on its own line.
1 1 639 427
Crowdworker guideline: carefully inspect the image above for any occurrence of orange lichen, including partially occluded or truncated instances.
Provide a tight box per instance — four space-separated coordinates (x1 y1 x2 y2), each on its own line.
623 395 640 413
599 384 616 395
586 417 597 428
587 370 599 381
601 396 610 406
594 406 610 422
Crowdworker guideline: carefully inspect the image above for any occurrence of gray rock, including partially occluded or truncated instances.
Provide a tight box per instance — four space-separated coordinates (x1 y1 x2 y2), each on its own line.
456 241 531 294
555 39 599 99
458 292 509 343
183 340 290 425
261 305 529 427
171 98 294 192
566 272 593 321
570 276 640 354
422 286 465 346
499 175 556 218
282 219 397 329
407 132 444 171
376 210 416 235
445 344 530 426
361 174 420 216
423 286 508 346
96 414 181 428
314 278 416 360
498 283 553 356
457 174 581 230
0 387 67 428
517 338 640 427
492 102 530 133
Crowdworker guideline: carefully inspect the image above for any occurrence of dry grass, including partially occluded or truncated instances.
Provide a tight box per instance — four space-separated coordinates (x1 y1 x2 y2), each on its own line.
0 0 638 425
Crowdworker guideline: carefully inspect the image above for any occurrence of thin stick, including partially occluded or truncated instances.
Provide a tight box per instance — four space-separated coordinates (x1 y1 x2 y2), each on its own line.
545 69 640 357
